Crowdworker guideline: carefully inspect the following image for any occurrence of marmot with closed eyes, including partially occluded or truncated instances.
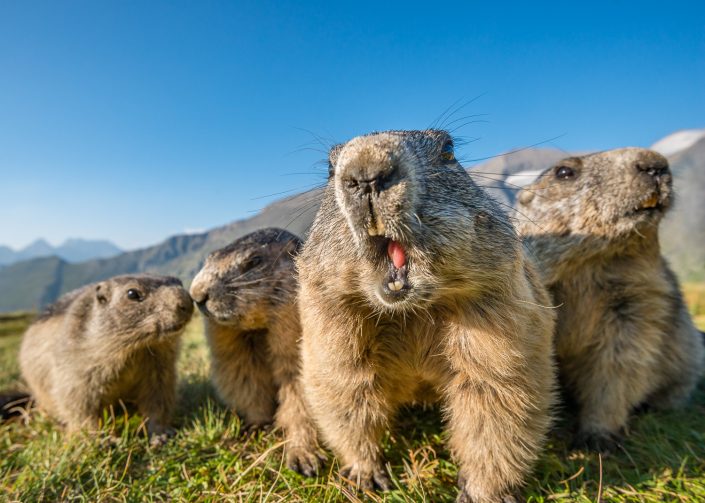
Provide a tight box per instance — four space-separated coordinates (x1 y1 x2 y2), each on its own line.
190 228 323 476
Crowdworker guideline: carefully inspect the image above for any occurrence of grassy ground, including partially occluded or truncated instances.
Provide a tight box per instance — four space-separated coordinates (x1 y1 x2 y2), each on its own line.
684 282 705 331
1 287 704 503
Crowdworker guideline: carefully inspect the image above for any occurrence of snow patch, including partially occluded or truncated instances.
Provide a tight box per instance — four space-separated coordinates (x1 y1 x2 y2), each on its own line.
504 169 544 188
651 129 705 157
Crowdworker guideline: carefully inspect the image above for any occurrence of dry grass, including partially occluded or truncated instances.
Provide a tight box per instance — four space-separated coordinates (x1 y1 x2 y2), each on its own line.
684 283 705 330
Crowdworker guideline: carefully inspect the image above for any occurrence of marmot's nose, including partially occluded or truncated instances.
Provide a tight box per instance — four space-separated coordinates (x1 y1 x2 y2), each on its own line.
193 291 208 307
179 297 195 315
341 164 399 198
189 281 207 305
633 151 669 182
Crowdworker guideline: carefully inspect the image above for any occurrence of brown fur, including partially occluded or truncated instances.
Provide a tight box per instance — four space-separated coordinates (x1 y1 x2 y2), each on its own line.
516 147 705 450
296 130 557 502
18 274 193 443
189 228 323 476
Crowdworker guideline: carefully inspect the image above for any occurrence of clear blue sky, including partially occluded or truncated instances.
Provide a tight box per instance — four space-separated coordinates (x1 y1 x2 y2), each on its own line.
1 0 703 250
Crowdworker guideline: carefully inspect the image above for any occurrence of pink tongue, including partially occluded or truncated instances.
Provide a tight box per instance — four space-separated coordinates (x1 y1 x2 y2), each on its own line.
387 240 407 269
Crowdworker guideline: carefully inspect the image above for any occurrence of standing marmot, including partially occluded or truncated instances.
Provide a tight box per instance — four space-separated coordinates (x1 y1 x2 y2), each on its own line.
189 228 323 476
516 148 704 450
18 274 193 443
296 129 557 503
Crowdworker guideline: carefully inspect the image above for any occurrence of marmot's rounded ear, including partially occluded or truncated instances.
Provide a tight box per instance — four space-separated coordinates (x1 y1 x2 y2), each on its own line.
294 240 304 254
518 188 535 205
95 284 108 305
328 144 343 179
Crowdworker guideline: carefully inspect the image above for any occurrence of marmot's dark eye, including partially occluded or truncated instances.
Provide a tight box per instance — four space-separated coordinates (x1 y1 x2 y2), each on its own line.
555 166 575 179
440 141 455 162
242 256 263 272
126 289 142 301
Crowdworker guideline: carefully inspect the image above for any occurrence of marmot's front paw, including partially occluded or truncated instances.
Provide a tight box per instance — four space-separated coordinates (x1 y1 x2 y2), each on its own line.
286 446 326 477
241 418 273 433
339 463 392 491
573 430 621 453
148 425 176 447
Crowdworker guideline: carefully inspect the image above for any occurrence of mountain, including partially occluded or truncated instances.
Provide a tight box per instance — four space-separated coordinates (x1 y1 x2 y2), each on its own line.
0 190 322 312
0 256 65 312
661 137 705 281
465 148 570 206
0 130 702 312
53 239 123 263
19 239 54 260
0 238 122 266
0 246 14 265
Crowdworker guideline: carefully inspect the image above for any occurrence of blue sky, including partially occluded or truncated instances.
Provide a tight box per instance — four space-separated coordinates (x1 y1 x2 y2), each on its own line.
1 0 703 250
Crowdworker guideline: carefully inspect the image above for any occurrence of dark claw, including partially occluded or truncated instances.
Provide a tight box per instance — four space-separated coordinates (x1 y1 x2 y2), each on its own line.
339 464 392 492
148 427 176 447
241 420 273 434
286 448 327 477
373 469 393 491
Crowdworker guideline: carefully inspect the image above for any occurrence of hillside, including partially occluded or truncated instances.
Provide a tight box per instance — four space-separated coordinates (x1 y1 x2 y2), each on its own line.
0 133 702 312
0 238 122 266
0 189 323 312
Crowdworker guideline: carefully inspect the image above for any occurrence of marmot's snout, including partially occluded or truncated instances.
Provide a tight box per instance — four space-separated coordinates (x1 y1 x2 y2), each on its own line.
339 163 403 237
189 268 212 311
175 288 194 317
335 137 411 241
157 285 194 333
341 162 400 197
628 149 672 212
633 150 670 184
632 150 671 190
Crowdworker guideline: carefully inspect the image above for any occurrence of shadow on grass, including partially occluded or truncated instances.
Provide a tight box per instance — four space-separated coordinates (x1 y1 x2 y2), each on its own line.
529 378 705 500
175 373 222 425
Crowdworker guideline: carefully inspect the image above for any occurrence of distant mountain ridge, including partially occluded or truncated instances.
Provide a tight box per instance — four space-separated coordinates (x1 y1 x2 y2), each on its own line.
0 128 702 312
0 238 122 266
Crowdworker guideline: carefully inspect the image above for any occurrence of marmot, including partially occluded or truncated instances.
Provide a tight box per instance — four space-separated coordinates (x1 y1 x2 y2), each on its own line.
17 274 193 443
516 148 704 450
296 129 557 503
189 228 323 476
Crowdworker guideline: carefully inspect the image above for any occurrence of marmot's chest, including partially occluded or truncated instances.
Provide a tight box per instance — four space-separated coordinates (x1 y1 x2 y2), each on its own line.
367 323 448 399
552 263 673 356
90 349 154 406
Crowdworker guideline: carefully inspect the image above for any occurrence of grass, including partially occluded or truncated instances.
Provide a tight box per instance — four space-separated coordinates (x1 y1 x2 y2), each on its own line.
684 282 705 331
1 286 704 502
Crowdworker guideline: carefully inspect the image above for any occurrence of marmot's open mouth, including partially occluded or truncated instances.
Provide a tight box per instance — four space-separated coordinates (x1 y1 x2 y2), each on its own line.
373 238 411 301
633 193 666 213
387 240 406 290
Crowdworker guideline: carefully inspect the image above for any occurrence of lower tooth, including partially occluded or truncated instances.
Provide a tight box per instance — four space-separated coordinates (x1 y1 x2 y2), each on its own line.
388 281 401 292
394 280 404 290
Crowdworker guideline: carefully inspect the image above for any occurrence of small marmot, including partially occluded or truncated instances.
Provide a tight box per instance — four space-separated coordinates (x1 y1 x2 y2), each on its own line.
189 228 323 476
516 147 705 450
296 129 557 503
17 274 193 443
